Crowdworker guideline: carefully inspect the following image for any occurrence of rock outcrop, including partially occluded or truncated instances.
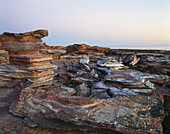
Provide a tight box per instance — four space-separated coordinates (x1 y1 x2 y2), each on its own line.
0 30 169 134
105 49 170 76
66 44 109 54
0 30 56 87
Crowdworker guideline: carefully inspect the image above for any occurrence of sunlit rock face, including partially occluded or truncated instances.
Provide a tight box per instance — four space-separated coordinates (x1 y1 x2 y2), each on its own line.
0 30 56 88
0 30 170 134
9 84 164 134
66 44 109 64
66 44 109 54
1 30 48 52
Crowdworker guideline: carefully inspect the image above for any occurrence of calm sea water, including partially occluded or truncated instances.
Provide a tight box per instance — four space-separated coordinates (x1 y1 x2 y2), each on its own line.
110 46 170 50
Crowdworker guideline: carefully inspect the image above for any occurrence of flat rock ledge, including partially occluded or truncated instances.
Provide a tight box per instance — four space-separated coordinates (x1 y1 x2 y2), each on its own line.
0 30 170 134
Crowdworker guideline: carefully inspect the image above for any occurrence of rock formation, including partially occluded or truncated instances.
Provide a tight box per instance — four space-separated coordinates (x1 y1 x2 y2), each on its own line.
0 30 56 87
0 30 170 134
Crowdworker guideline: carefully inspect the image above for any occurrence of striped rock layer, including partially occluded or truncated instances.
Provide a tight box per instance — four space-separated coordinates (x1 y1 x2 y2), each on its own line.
0 30 169 134
0 30 56 88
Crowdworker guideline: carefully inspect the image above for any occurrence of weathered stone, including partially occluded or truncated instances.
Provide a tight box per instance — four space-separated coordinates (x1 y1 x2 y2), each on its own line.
9 85 164 133
0 87 14 97
123 54 140 66
0 30 48 52
66 44 90 54
76 83 91 97
0 30 170 134
90 91 111 99
66 44 109 57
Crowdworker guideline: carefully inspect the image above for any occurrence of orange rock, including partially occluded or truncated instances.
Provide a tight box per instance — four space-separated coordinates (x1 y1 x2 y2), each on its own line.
66 44 109 55
9 50 40 56
0 30 48 52
66 44 90 54
0 30 169 134
43 42 49 49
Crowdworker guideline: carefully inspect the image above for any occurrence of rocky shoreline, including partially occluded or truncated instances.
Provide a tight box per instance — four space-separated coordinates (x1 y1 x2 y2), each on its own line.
0 30 169 134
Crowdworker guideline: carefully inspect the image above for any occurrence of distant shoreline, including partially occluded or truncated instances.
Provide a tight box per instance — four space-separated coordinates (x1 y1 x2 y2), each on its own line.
110 46 170 50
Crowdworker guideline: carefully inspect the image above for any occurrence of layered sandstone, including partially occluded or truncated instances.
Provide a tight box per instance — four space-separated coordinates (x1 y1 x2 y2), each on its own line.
0 30 169 134
0 30 56 88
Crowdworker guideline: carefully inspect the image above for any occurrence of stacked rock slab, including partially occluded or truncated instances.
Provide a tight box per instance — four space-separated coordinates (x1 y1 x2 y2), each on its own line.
0 30 55 87
8 55 166 134
0 30 168 134
66 44 109 63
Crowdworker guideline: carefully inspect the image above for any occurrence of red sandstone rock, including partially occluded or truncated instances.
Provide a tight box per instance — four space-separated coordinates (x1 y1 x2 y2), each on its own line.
40 45 67 61
66 44 90 53
9 85 164 133
0 30 55 88
43 42 50 49
0 30 169 134
49 46 66 50
0 30 48 52
90 46 110 53
66 44 109 55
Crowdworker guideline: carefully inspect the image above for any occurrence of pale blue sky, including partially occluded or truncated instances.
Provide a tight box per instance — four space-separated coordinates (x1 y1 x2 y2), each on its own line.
0 0 170 48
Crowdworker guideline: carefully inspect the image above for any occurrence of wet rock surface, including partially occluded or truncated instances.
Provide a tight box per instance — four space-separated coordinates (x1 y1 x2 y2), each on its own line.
0 30 169 134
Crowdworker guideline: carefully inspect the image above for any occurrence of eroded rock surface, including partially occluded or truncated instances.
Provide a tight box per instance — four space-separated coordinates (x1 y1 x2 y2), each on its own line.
0 30 169 134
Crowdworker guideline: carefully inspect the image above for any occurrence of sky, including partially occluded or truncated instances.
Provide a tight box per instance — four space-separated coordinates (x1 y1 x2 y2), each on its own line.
0 0 170 49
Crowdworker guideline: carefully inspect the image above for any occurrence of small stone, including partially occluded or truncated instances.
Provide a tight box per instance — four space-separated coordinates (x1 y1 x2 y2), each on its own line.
76 83 91 97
